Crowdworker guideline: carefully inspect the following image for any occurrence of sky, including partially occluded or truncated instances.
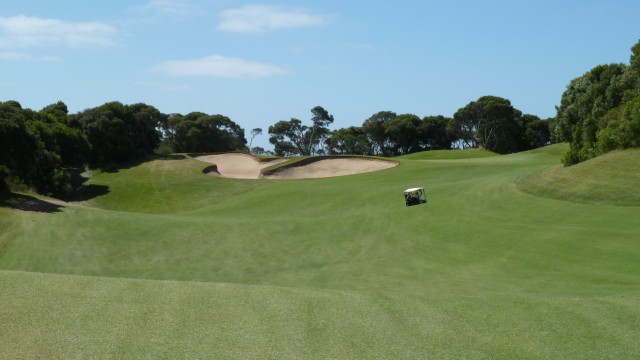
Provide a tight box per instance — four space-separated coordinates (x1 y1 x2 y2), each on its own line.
1 0 639 150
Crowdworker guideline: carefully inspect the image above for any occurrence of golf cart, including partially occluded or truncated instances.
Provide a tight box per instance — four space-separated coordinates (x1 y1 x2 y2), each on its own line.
404 187 427 206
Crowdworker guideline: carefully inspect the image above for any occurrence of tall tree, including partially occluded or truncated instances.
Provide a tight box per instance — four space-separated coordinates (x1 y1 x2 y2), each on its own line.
268 106 334 156
555 60 637 164
306 106 334 155
419 115 454 150
1 101 90 196
268 119 307 156
72 102 163 167
384 114 422 155
326 126 371 155
452 96 524 154
362 111 396 156
172 112 246 153
248 128 262 150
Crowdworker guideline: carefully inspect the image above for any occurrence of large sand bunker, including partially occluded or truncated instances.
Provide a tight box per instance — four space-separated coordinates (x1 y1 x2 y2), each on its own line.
195 153 397 179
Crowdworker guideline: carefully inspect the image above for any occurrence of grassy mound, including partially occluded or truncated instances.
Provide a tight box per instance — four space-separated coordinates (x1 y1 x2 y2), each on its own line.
516 148 640 206
397 148 499 160
1 143 638 358
78 156 270 213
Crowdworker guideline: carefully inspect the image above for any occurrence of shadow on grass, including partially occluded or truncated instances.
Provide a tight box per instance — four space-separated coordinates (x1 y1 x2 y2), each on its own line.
64 169 111 202
74 184 110 201
0 192 64 213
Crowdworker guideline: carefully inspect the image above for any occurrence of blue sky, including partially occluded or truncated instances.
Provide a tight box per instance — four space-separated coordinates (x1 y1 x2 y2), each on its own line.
1 1 639 149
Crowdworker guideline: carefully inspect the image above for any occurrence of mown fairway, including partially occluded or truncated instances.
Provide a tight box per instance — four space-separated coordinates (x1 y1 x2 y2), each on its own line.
1 144 639 359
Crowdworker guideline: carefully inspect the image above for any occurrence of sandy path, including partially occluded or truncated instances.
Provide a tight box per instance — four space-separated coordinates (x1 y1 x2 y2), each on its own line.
195 153 397 179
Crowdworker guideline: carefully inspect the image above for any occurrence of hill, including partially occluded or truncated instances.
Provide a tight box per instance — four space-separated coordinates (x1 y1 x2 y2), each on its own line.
516 148 640 206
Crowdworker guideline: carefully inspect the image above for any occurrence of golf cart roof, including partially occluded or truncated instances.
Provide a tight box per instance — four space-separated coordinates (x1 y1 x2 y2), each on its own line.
404 187 424 193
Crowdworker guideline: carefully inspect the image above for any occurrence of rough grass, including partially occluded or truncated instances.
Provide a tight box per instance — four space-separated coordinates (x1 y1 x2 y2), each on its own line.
516 148 640 206
1 143 639 358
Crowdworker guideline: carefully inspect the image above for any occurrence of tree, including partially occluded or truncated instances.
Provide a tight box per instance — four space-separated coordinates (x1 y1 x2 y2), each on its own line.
419 115 454 150
268 119 306 156
555 55 638 164
521 114 551 149
326 126 371 155
250 146 274 156
362 111 396 156
452 96 524 154
1 101 90 197
307 106 334 155
384 114 422 155
268 106 334 156
172 112 246 153
248 128 262 150
72 102 163 167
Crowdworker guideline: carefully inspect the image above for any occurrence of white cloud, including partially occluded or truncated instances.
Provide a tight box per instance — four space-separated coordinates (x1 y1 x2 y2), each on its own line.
136 0 205 18
218 5 326 33
0 15 117 48
0 51 61 62
151 55 288 78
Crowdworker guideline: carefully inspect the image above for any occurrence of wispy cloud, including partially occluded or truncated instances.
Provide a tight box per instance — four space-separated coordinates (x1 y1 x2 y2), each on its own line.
0 51 61 62
0 15 117 48
151 55 288 78
217 5 327 33
135 0 206 18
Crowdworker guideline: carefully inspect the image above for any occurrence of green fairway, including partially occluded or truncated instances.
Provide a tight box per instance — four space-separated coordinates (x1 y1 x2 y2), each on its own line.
1 144 639 358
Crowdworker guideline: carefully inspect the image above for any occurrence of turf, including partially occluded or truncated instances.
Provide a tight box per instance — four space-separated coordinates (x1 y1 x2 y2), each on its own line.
397 148 499 160
516 148 640 206
1 143 639 358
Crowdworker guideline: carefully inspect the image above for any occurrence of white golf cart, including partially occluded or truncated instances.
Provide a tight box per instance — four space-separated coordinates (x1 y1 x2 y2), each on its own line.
404 187 427 207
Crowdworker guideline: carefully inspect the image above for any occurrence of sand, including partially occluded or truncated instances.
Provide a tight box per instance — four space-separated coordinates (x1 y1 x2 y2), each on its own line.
195 153 397 179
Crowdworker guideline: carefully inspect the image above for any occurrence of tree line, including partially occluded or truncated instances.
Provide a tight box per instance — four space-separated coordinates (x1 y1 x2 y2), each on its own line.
553 39 640 165
267 97 551 157
0 100 247 197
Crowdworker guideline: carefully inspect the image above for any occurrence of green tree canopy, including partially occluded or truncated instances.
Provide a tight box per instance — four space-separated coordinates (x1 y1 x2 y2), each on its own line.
268 106 334 156
170 112 246 153
362 111 396 156
72 102 163 167
419 115 454 150
555 39 640 165
326 126 371 155
452 96 525 154
0 101 90 196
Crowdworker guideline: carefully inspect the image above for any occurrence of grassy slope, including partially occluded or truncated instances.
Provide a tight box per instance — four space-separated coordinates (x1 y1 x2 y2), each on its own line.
1 143 639 358
516 148 640 206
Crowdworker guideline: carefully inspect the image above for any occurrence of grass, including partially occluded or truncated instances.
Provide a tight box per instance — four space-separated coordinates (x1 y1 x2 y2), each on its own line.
516 148 640 206
396 148 499 160
1 143 639 358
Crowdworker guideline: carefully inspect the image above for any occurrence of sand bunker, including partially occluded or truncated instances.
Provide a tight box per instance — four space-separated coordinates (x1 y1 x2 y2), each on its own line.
195 153 397 179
